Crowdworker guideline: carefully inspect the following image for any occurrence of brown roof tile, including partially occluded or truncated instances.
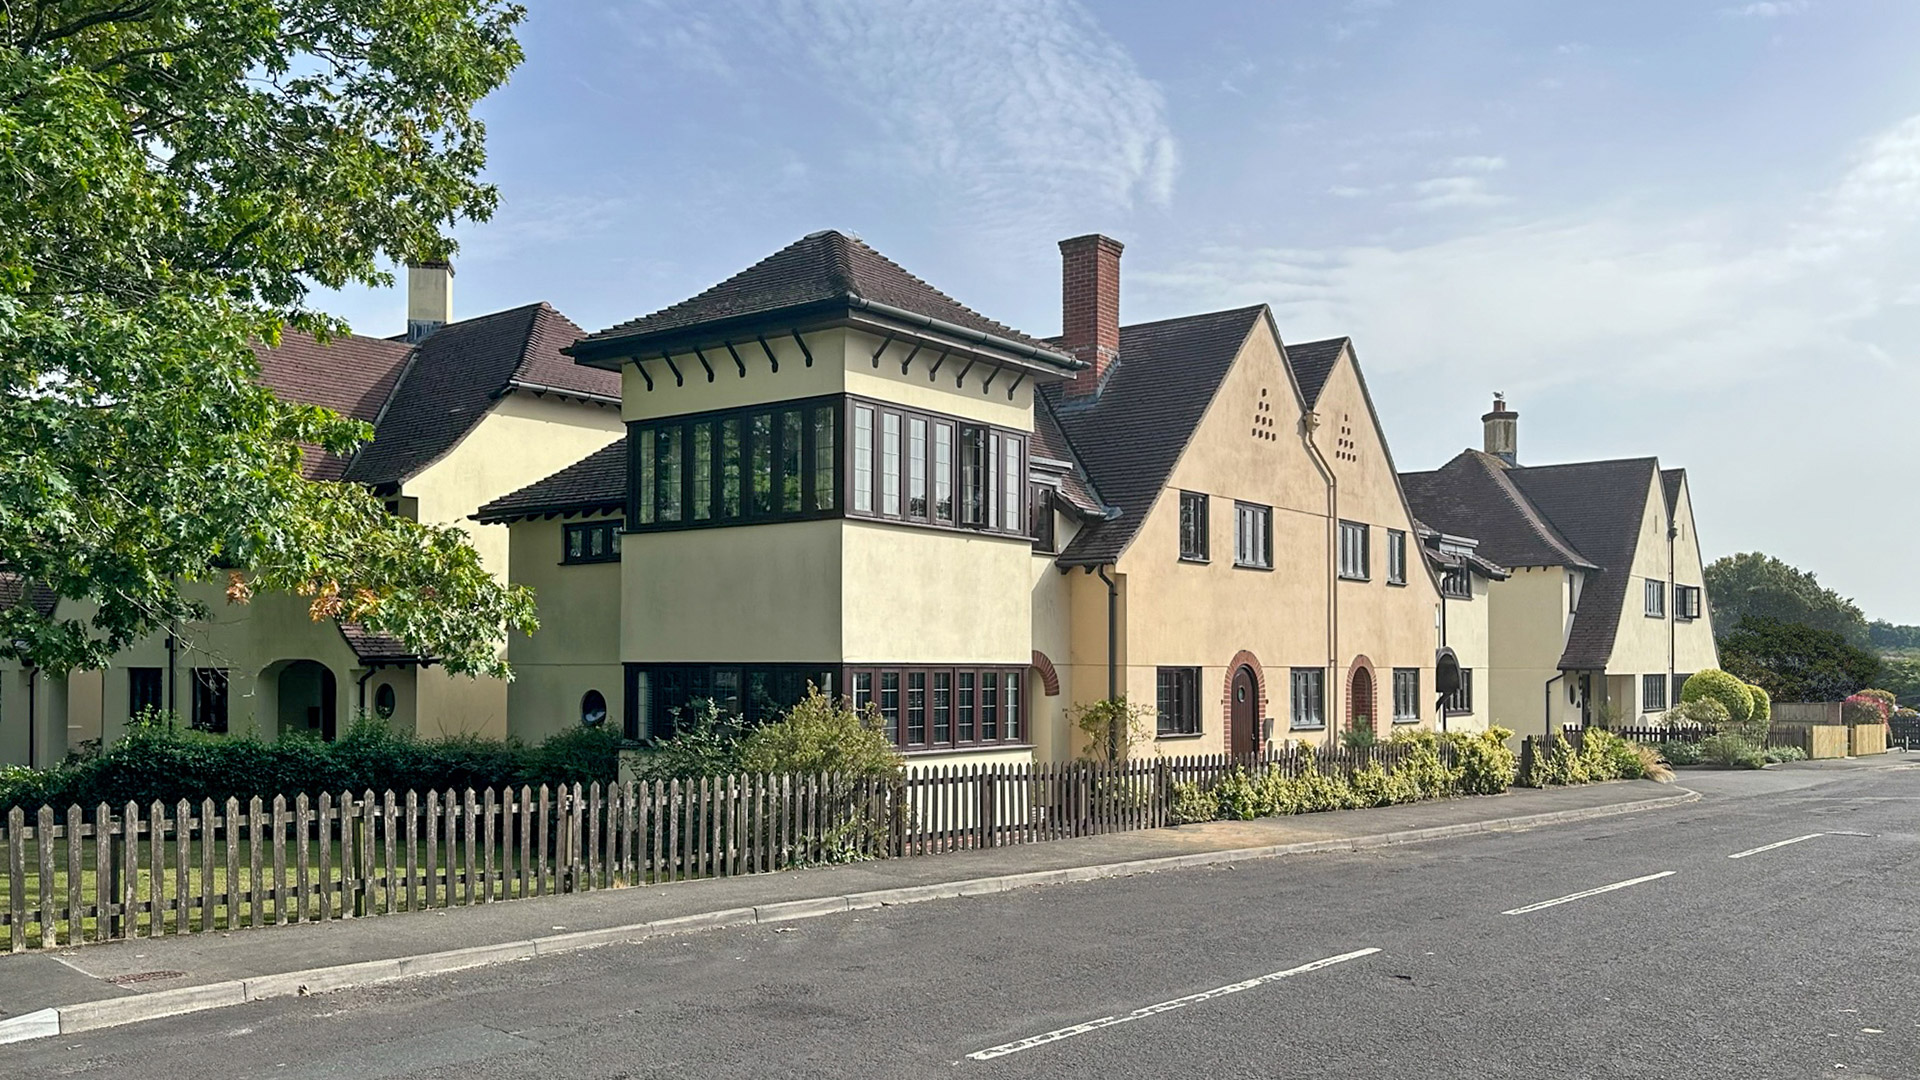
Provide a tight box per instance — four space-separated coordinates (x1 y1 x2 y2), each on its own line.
254 330 412 479
474 438 628 524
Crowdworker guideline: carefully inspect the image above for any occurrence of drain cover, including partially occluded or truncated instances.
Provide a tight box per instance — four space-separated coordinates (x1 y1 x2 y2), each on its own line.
106 970 187 985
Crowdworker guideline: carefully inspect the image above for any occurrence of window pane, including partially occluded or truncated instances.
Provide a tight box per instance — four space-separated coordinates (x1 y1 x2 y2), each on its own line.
852 671 873 713
781 410 803 513
907 672 927 745
934 423 954 522
957 672 976 741
981 675 998 741
692 423 713 521
1005 672 1020 741
933 672 952 744
713 668 742 716
656 425 682 523
637 431 656 525
882 412 901 516
812 406 836 511
1003 437 1021 531
853 406 874 513
880 672 901 744
908 417 928 519
750 413 773 514
567 527 584 560
721 418 742 519
960 427 987 526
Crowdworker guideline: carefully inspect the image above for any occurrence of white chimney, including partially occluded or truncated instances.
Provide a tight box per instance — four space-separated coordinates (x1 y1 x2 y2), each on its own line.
406 261 453 342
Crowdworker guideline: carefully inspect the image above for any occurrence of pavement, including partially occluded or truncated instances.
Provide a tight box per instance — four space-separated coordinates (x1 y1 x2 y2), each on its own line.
0 773 1703 1046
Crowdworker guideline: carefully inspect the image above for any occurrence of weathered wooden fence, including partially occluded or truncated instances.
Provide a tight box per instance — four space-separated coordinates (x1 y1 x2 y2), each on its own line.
0 746 1439 952
1559 724 1716 746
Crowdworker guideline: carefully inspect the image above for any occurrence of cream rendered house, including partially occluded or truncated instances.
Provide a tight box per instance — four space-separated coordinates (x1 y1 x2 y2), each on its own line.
1400 399 1719 739
0 266 623 765
490 232 1457 761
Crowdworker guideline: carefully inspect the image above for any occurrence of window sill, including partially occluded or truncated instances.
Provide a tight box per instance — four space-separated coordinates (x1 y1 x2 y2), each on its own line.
899 742 1033 756
1386 578 1407 588
558 558 621 567
1155 731 1206 741
1289 722 1327 731
1645 612 1666 619
1444 708 1472 717
1179 555 1210 565
1232 561 1274 572
1391 717 1421 725
1338 573 1370 583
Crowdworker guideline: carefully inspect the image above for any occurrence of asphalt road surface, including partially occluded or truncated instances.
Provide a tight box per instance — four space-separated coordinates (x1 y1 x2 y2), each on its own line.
7 761 1917 1079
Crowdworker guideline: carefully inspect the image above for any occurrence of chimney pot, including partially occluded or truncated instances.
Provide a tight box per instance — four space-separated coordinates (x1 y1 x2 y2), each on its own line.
406 260 454 343
1481 392 1518 466
1058 234 1124 398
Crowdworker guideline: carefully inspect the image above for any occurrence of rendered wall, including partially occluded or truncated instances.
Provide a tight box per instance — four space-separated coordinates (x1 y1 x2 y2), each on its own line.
1485 566 1579 739
505 513 625 743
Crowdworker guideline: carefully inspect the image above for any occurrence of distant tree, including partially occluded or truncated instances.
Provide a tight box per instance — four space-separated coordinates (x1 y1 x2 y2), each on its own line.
1877 657 1920 705
1868 620 1920 651
1718 616 1883 703
1704 553 1870 647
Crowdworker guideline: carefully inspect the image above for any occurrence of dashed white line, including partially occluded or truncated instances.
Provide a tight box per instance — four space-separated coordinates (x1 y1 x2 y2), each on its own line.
1729 833 1825 859
965 948 1381 1061
1501 871 1676 915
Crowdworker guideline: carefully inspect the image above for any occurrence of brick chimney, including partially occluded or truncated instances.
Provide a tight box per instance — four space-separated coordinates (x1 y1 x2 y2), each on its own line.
406 260 454 343
1482 393 1518 466
1059 234 1123 398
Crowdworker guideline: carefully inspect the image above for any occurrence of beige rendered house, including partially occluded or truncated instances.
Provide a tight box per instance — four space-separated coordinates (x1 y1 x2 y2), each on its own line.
1400 398 1719 739
0 266 623 765
486 231 1458 761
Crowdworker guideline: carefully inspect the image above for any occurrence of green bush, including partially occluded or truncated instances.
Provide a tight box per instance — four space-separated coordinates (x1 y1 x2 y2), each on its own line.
1663 698 1730 730
1341 725 1380 752
1525 735 1589 786
739 687 903 779
1699 732 1766 769
1579 729 1648 781
1212 767 1268 820
638 699 749 780
1763 744 1807 764
1661 741 1704 767
1167 781 1220 825
1681 670 1754 729
1442 727 1518 795
1745 683 1772 730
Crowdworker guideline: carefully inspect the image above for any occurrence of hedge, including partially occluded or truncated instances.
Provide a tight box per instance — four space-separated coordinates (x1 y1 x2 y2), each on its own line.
1681 670 1754 728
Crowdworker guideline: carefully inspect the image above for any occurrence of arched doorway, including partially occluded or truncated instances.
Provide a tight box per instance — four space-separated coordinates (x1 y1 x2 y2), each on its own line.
1350 667 1376 735
276 661 338 741
1229 666 1259 758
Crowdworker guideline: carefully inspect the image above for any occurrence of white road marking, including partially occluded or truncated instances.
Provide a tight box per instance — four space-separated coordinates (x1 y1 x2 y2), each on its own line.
966 948 1381 1061
1501 871 1675 915
1729 833 1825 859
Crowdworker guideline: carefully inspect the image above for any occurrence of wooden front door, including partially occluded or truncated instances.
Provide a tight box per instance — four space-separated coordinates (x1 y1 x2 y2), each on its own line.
1230 666 1259 757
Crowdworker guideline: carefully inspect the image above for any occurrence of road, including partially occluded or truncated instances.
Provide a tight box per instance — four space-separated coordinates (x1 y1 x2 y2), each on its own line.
6 760 1917 1079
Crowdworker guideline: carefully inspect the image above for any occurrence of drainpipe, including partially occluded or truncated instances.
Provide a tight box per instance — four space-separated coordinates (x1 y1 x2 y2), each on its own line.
1667 517 1678 717
357 667 378 718
26 664 38 768
1094 566 1120 760
1438 593 1449 734
1544 672 1564 739
1301 413 1339 736
165 621 178 728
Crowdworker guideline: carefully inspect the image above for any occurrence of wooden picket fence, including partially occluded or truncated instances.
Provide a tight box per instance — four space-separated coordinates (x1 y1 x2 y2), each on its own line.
0 745 1438 952
1559 724 1717 745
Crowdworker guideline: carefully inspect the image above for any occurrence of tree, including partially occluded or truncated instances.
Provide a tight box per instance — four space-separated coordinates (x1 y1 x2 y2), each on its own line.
1 1 534 677
1869 620 1920 652
1703 553 1869 647
1718 616 1883 704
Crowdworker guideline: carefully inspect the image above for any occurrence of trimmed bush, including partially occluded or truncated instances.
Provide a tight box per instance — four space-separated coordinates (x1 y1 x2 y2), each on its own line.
1700 732 1766 769
1441 727 1519 795
1763 744 1807 764
1682 670 1754 728
1744 683 1772 731
1663 698 1730 730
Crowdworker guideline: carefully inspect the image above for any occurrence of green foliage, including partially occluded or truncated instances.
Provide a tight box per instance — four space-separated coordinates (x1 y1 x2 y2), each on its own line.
1067 697 1157 761
1341 725 1379 752
1868 620 1920 651
1174 733 1507 824
1744 683 1772 731
740 687 903 780
1842 694 1887 727
1663 698 1730 729
1718 616 1883 704
1856 689 1897 717
1661 741 1704 767
1167 781 1221 825
1682 670 1754 728
1436 727 1519 795
637 699 748 780
1699 732 1766 769
0 0 535 677
1763 744 1807 764
1704 553 1870 646
1876 658 1920 706
525 725 625 788
1524 732 1654 786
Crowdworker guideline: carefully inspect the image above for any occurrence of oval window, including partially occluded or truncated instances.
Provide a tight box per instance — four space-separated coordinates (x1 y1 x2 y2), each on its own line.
1236 684 1249 703
374 683 397 720
581 689 608 727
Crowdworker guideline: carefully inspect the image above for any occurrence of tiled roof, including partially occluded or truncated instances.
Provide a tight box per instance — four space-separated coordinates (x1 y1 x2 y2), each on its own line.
0 572 57 618
1661 468 1685 514
1044 306 1266 566
1400 451 1596 572
1285 337 1347 408
336 622 426 665
1030 401 1108 519
345 303 616 486
254 330 411 479
1506 457 1661 671
573 230 1061 355
474 438 628 524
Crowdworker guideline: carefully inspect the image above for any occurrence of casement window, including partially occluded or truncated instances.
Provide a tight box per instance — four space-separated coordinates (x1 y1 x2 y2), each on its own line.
1387 530 1407 585
1644 578 1666 618
624 663 838 740
1179 491 1209 562
1290 668 1326 729
128 667 163 718
1641 673 1668 712
627 395 1026 538
1392 668 1420 723
1674 585 1703 622
1338 521 1370 581
1672 673 1691 704
1155 667 1202 737
842 665 1028 751
1030 484 1057 553
1234 502 1273 569
191 668 229 733
1443 669 1474 715
563 520 621 564
1440 566 1472 599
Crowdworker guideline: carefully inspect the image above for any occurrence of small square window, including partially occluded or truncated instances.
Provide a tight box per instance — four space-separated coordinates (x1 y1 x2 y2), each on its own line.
1290 668 1326 729
1155 667 1202 736
1641 673 1668 712
1644 578 1666 618
1234 502 1272 569
1338 521 1370 581
1391 668 1420 723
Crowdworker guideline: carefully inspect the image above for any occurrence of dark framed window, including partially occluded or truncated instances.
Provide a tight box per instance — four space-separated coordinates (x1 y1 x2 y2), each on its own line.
563 520 622 564
630 394 841 532
1673 673 1691 704
1675 585 1702 621
851 401 1025 537
959 425 989 527
1443 669 1474 715
581 689 608 727
624 663 837 741
1641 673 1668 712
1290 668 1326 729
191 668 229 733
1234 502 1272 569
1031 484 1057 553
842 664 1028 751
1338 521 1369 580
128 667 163 718
1387 530 1407 585
1179 491 1209 562
1155 667 1202 736
374 682 397 720
1440 566 1472 599
1392 668 1419 723
1644 578 1666 617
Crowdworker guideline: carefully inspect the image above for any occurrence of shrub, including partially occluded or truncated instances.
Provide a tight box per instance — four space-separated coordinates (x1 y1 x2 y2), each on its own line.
1842 693 1887 727
1212 768 1268 820
1763 744 1807 764
1661 741 1704 767
1681 670 1754 729
1630 743 1675 783
1341 725 1379 752
1580 729 1646 781
1663 698 1730 730
1443 727 1518 795
1167 781 1220 825
1525 735 1591 786
1699 732 1766 769
1745 683 1772 731
640 699 749 779
1858 689 1897 717
527 725 625 787
739 687 902 780
1067 697 1157 761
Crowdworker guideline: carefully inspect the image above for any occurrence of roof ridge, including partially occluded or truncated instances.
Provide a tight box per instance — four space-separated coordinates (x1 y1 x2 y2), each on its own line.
1467 451 1596 569
1116 303 1269 334
1511 453 1664 472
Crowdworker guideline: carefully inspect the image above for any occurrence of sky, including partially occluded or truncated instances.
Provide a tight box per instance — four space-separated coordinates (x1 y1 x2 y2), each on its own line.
315 0 1920 622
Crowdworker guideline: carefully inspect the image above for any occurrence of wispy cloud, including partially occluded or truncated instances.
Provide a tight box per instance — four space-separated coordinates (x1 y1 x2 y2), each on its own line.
1405 174 1506 210
618 0 1177 242
1330 0 1394 41
1723 1 1809 17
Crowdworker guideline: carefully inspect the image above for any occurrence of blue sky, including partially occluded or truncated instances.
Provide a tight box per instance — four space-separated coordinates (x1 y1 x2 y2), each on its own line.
317 0 1920 622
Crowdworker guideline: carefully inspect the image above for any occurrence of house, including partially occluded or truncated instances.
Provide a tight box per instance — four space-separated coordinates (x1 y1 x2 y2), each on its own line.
1 265 624 765
1411 523 1509 732
484 231 1454 759
1399 398 1719 738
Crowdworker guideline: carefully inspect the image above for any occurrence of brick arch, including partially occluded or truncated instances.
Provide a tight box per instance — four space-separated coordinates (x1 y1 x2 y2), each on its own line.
1221 650 1269 744
1346 655 1379 733
1030 650 1061 697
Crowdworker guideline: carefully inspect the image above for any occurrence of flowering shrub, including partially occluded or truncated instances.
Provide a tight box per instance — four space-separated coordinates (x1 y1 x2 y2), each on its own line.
1843 693 1889 726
